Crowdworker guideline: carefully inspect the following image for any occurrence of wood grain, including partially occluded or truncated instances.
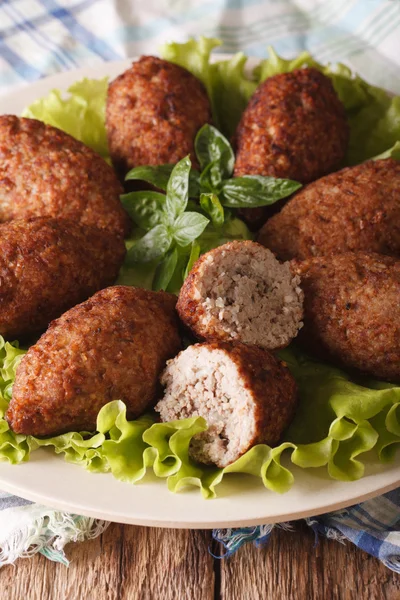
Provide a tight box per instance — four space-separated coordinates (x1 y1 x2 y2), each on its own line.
1 525 214 600
1 525 399 600
218 523 400 600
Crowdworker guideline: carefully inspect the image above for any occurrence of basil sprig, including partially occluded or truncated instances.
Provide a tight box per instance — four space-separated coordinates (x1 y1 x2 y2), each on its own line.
220 175 302 208
125 163 200 197
199 193 225 227
195 125 235 185
125 124 302 208
122 156 209 290
121 125 300 291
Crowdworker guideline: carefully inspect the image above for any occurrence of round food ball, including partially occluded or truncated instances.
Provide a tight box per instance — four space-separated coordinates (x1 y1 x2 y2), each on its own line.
0 217 126 338
177 241 303 350
106 56 212 176
234 68 349 183
0 116 130 236
7 286 182 436
156 341 298 467
291 252 400 381
258 158 400 261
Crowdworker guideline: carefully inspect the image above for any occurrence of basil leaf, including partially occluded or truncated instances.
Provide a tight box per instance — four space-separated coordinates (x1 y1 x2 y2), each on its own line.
199 193 224 227
125 164 174 190
125 163 201 196
220 175 302 208
121 191 166 230
166 156 191 219
172 212 210 246
195 124 235 179
184 242 201 279
166 246 191 294
126 225 172 264
199 160 223 191
153 246 179 291
199 163 214 192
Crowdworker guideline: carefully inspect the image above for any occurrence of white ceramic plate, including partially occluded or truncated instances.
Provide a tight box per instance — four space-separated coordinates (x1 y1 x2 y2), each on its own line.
0 58 399 529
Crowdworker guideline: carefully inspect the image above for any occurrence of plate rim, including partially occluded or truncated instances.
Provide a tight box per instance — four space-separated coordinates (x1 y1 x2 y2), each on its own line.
0 56 398 528
1 477 399 530
0 449 399 528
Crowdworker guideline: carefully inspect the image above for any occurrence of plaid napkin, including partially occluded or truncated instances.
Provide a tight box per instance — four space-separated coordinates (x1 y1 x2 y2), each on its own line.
213 488 400 573
1 0 400 94
0 0 400 569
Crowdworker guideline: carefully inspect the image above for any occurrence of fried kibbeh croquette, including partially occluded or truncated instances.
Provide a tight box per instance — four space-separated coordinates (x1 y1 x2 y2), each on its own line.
291 253 400 382
234 68 349 228
156 341 298 467
0 217 126 338
259 159 400 261
0 116 130 236
7 286 182 436
106 56 212 175
234 68 349 183
177 241 303 350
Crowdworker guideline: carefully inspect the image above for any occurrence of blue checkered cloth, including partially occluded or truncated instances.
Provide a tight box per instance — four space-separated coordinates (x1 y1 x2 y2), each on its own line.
1 0 400 94
0 0 400 569
213 488 400 572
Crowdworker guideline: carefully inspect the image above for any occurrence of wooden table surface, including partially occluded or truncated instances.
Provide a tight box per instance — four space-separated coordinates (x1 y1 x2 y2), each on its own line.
2 523 399 599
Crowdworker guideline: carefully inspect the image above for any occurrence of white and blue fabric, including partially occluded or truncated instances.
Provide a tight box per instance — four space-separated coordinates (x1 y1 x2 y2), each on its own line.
213 489 400 573
0 491 108 566
0 0 400 569
1 0 400 94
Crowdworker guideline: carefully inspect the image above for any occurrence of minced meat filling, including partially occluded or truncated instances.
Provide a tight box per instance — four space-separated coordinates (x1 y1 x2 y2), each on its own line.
196 245 303 349
156 345 256 467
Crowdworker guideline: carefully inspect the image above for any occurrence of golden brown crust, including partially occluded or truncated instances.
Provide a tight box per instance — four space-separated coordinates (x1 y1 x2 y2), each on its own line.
106 56 212 175
176 239 302 350
7 286 182 436
199 341 298 453
234 68 349 182
0 116 130 236
176 248 218 342
0 217 126 338
176 241 262 343
291 252 400 381
258 158 400 261
234 68 349 228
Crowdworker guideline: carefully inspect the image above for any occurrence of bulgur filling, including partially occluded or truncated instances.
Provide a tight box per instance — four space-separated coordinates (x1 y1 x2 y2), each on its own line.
195 244 303 349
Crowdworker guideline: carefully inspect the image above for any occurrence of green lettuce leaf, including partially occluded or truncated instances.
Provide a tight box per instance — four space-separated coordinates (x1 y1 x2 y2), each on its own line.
0 339 30 463
22 77 109 159
372 140 400 161
254 47 321 79
0 338 399 498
